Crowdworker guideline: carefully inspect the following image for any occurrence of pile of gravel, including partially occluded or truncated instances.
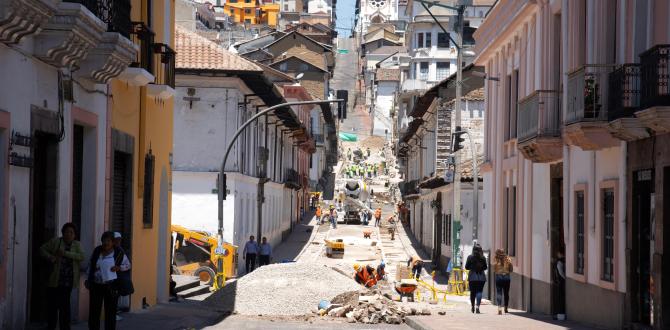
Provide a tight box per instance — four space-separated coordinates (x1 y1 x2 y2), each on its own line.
204 262 361 316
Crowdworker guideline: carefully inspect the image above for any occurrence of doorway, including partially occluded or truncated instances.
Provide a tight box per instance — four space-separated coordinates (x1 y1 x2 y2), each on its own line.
29 132 59 323
111 150 133 257
631 169 654 325
663 167 670 328
549 163 565 317
432 193 442 265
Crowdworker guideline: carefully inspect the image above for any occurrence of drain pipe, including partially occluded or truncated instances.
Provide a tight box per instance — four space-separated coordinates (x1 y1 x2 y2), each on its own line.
8 195 17 329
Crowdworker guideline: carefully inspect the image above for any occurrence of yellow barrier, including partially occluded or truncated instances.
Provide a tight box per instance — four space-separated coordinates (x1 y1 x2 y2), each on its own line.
412 268 471 303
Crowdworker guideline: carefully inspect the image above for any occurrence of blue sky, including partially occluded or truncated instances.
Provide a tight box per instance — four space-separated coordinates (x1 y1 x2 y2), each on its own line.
335 0 356 37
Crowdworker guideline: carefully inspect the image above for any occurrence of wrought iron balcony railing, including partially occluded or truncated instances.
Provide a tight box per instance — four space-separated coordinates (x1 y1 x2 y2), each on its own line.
566 64 615 124
517 90 561 142
68 0 132 37
608 64 641 121
640 44 670 109
152 43 176 88
129 22 154 73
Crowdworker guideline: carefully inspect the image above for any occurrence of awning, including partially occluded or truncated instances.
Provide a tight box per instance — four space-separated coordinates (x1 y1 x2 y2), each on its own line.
339 132 358 141
238 73 303 130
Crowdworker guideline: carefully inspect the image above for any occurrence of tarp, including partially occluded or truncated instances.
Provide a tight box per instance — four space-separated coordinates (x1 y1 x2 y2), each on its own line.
339 132 358 141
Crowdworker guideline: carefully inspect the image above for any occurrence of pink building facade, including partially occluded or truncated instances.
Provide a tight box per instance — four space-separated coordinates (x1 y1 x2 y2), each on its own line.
475 0 670 328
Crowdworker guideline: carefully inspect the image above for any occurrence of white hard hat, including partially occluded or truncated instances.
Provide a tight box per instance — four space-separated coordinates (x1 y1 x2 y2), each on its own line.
113 232 122 239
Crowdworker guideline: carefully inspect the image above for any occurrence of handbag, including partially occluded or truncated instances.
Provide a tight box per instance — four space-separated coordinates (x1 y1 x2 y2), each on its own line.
114 252 135 296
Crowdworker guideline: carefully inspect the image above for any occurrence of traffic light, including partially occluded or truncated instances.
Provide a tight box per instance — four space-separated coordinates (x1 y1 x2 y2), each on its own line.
451 129 466 152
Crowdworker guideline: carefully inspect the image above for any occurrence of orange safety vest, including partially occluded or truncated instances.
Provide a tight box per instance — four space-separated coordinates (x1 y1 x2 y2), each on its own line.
316 208 322 217
374 209 382 219
356 267 377 287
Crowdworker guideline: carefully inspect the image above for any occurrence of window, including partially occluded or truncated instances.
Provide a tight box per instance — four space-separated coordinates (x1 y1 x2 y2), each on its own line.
245 0 251 3
279 62 288 72
142 150 155 228
575 190 585 275
436 62 450 80
437 32 450 48
419 62 429 80
299 63 309 71
425 32 432 47
244 8 252 14
602 188 615 282
244 19 251 23
417 32 424 48
229 0 237 2
505 70 519 140
509 186 517 256
284 4 288 10
443 214 452 246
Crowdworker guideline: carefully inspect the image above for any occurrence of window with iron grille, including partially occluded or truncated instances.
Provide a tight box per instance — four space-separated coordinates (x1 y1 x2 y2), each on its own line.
419 62 429 80
436 62 450 81
437 32 450 48
425 32 432 48
602 188 615 282
142 150 155 228
575 190 585 274
443 214 451 246
417 32 424 48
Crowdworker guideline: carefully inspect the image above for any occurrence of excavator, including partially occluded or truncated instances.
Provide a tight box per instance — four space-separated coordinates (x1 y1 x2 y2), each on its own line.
171 225 237 289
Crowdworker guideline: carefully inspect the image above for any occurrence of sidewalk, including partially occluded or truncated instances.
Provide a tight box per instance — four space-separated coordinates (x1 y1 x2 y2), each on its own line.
404 300 599 330
72 301 223 330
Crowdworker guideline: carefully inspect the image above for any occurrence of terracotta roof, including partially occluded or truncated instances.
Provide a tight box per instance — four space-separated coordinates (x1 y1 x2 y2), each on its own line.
376 68 400 81
176 27 261 72
297 79 325 100
271 46 328 72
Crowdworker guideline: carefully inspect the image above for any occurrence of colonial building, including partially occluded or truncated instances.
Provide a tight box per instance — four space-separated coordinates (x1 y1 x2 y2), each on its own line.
0 0 175 326
474 0 670 328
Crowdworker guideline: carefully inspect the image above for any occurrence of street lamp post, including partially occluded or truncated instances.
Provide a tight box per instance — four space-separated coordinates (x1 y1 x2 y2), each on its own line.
414 0 466 265
215 99 343 287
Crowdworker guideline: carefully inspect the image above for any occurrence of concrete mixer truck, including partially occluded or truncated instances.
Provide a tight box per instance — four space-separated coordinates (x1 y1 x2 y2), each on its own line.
340 179 373 224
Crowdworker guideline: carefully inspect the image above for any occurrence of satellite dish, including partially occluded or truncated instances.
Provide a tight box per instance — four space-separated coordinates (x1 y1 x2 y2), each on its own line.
295 73 304 80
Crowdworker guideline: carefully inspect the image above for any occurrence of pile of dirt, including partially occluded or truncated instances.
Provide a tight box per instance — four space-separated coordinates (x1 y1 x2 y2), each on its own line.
203 263 361 316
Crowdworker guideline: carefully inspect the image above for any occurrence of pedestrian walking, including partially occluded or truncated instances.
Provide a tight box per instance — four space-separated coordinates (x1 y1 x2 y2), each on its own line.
86 231 131 330
259 237 272 267
40 223 84 330
387 215 396 240
113 232 133 319
374 207 382 227
366 147 371 158
465 244 487 314
347 148 352 161
494 249 513 314
243 236 259 273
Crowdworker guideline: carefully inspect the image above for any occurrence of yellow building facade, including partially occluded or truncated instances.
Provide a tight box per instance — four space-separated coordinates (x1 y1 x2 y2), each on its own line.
108 0 175 309
224 0 279 26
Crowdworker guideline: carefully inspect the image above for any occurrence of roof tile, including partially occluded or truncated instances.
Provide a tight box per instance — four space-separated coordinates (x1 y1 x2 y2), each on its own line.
175 26 261 72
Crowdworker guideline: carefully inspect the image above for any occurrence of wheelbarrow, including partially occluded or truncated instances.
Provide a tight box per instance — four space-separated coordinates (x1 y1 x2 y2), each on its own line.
395 279 418 302
362 229 373 239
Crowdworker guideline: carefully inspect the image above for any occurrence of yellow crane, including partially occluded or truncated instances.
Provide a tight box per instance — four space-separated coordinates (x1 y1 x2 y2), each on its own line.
171 225 237 289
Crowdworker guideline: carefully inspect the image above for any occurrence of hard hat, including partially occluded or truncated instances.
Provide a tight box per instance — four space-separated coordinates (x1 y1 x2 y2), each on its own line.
353 263 361 271
380 260 385 268
329 204 335 209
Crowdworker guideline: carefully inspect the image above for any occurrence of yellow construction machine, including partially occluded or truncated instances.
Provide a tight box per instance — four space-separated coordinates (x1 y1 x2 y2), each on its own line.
171 225 238 289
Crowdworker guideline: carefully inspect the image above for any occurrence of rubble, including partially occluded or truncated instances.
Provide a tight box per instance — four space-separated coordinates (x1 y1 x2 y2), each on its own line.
324 288 411 324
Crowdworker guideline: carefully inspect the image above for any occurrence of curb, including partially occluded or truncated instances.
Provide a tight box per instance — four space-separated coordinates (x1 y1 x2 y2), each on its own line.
404 316 431 330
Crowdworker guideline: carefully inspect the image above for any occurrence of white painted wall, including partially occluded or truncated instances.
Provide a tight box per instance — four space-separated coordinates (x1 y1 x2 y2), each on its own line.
373 81 397 137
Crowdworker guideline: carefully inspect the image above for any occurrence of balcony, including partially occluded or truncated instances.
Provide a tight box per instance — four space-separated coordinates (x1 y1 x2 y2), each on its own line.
283 169 301 190
636 45 670 133
0 0 59 44
564 64 619 150
35 2 107 67
147 43 176 99
606 64 650 141
517 90 563 162
117 22 155 86
401 79 428 92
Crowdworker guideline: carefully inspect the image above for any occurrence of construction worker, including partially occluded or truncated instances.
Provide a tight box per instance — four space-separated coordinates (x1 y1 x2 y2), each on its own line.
347 148 352 161
408 256 423 279
329 204 337 229
315 205 322 224
366 147 371 158
374 207 382 227
353 263 377 288
387 215 397 240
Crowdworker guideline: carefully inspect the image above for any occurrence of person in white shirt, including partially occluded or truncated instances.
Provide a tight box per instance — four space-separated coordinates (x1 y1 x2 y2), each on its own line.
86 231 131 330
243 236 259 274
259 237 272 267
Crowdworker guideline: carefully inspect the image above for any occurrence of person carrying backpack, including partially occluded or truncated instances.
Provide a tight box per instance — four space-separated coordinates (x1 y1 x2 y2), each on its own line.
465 244 487 314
